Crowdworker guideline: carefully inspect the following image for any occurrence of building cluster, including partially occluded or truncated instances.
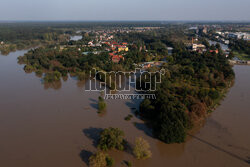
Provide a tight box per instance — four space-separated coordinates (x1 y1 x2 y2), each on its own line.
87 31 130 63
192 43 206 53
216 31 250 41
66 29 132 63
189 26 208 34
140 61 165 69
198 26 208 34
189 38 221 54
190 43 221 55
188 26 232 56
109 52 125 63
88 39 129 63
106 41 129 63
62 27 170 65
227 32 250 40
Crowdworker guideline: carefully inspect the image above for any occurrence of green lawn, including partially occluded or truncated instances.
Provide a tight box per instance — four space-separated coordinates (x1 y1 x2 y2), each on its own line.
233 51 250 61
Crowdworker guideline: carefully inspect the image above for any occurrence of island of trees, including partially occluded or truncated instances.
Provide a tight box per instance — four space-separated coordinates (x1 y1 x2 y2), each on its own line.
14 22 235 144
88 127 152 167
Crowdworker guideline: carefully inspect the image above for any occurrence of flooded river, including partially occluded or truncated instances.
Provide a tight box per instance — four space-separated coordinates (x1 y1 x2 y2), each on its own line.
0 50 250 167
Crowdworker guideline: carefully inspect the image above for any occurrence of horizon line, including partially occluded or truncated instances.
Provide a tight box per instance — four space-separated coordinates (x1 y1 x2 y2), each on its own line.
0 20 250 23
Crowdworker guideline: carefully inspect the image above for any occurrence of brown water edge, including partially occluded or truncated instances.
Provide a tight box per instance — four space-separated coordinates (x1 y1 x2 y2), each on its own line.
0 50 250 167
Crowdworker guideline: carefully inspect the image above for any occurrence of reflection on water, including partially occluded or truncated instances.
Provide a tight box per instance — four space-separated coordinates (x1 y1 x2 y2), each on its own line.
77 80 87 88
43 80 62 90
0 50 250 167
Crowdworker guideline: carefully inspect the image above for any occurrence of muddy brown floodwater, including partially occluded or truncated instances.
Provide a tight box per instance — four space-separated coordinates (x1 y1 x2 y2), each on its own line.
0 50 250 167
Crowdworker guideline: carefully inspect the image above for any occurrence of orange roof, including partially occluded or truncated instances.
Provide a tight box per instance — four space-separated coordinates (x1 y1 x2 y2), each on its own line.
112 55 120 58
209 49 219 54
112 56 121 63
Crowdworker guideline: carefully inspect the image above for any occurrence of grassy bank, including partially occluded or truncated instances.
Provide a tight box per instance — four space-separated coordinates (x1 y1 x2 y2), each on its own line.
234 51 250 61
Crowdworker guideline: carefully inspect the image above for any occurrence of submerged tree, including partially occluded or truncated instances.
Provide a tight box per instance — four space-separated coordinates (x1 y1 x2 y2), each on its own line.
89 151 114 167
98 127 125 151
133 137 152 160
98 96 107 111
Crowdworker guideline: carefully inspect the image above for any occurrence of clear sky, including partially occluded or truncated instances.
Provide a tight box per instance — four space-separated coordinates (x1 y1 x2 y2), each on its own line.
0 0 249 21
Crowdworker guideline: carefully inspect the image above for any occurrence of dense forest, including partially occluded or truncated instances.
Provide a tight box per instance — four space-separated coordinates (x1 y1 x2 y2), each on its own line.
0 23 69 54
140 38 235 143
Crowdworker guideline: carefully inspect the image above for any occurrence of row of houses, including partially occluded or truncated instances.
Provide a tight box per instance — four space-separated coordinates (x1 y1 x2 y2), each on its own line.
216 31 250 41
109 53 125 63
76 29 130 63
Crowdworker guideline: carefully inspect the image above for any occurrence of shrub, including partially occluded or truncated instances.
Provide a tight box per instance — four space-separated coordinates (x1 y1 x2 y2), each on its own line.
77 71 85 81
89 152 106 167
98 96 107 111
98 127 125 151
124 114 133 121
124 160 132 167
106 156 114 167
35 70 43 77
133 137 152 160
89 152 114 167
24 64 35 73
43 71 61 83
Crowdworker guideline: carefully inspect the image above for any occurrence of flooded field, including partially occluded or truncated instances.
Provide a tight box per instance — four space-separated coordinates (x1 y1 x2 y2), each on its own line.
0 50 249 167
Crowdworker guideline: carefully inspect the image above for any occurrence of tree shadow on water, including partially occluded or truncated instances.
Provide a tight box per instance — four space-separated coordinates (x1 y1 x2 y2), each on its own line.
43 81 62 90
125 101 141 118
79 150 93 166
90 103 99 110
83 127 103 147
89 98 98 103
246 157 250 164
134 122 153 137
89 98 99 110
124 140 134 156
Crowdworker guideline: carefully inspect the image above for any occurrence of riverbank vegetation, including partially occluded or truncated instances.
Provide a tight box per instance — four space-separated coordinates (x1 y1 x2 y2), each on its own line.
140 45 235 143
124 114 133 121
233 51 250 61
17 46 111 82
229 39 250 59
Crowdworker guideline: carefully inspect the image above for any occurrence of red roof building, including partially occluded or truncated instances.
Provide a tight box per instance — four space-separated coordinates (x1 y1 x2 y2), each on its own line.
210 49 219 54
112 55 121 63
